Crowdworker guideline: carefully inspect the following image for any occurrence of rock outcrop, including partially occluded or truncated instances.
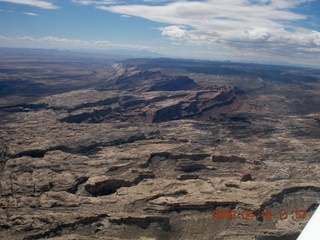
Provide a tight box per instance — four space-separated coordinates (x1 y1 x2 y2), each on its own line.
54 85 242 124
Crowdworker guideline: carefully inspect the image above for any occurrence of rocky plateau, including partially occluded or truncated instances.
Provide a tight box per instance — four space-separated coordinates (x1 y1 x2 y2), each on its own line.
0 50 320 240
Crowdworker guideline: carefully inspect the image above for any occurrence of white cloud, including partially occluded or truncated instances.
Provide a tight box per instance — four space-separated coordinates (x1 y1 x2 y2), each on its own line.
72 0 121 5
99 0 319 59
18 36 35 41
72 0 172 5
0 35 156 51
161 26 186 39
22 12 38 16
0 0 59 9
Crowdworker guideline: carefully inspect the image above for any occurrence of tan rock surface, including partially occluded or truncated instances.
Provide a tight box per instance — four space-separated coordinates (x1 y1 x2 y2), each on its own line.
1 55 320 239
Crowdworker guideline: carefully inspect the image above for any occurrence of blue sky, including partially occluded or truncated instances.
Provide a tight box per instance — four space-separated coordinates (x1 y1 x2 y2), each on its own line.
0 0 319 67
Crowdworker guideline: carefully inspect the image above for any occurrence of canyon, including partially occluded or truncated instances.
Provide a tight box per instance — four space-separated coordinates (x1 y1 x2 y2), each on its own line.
0 49 320 239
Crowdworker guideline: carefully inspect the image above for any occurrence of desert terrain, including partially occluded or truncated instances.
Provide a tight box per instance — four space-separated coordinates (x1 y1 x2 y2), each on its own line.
0 48 320 240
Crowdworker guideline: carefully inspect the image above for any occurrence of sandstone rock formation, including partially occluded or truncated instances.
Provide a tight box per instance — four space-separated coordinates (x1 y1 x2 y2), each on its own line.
0 54 320 240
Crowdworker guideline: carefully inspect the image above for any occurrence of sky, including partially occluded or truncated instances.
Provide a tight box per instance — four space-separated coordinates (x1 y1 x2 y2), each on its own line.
0 0 319 67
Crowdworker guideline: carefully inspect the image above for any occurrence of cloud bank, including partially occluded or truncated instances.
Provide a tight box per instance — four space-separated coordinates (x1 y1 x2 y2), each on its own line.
0 35 155 51
97 0 319 60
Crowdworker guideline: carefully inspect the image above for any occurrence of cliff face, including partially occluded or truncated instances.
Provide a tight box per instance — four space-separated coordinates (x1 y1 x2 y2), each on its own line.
147 76 200 91
55 65 243 124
